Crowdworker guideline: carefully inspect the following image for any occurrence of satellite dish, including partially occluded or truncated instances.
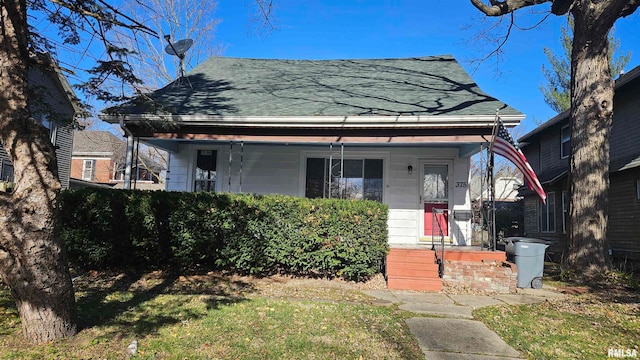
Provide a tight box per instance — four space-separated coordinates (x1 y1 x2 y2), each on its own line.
164 35 194 88
165 38 193 57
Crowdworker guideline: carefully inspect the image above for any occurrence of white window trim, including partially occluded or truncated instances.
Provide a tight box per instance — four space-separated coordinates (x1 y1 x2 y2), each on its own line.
561 125 570 159
82 159 95 181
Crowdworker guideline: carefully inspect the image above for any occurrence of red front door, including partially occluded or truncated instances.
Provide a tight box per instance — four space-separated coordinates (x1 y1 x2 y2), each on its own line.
424 202 448 236
422 164 449 237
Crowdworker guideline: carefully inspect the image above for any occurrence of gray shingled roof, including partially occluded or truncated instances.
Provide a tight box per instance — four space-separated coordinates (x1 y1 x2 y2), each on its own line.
73 130 124 154
110 55 521 117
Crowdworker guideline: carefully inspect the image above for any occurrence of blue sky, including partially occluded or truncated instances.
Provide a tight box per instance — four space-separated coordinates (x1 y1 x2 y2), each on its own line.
207 0 640 134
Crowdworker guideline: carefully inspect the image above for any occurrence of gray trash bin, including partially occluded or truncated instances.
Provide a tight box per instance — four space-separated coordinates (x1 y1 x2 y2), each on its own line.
505 237 549 289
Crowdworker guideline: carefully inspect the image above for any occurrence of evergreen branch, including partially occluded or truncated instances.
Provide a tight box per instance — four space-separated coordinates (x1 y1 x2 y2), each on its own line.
47 0 158 37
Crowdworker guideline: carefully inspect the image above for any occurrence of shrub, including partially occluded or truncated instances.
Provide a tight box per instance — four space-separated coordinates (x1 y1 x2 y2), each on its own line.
59 189 388 281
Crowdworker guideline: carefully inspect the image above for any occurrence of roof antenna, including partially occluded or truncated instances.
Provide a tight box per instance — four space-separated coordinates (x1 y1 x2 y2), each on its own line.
164 34 194 89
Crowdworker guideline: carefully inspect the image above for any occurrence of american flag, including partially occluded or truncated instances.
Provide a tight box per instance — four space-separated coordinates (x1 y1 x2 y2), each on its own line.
491 119 547 204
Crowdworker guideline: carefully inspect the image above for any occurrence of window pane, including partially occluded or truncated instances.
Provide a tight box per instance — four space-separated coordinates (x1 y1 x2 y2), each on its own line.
305 157 383 202
424 165 448 200
364 159 383 202
82 160 95 181
561 126 571 158
548 193 556 232
540 199 548 232
341 159 363 199
305 158 325 198
1 162 14 182
195 150 216 191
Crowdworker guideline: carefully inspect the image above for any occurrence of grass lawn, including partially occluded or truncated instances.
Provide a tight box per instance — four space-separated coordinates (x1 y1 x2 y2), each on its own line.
474 270 640 360
0 271 424 359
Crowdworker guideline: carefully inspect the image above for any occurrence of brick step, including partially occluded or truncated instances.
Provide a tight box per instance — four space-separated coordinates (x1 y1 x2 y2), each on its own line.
386 267 440 278
442 250 506 262
386 260 439 272
387 276 442 292
387 249 436 262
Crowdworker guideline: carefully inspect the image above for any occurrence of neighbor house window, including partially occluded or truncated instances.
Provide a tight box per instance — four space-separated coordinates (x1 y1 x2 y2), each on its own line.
82 159 95 181
561 125 570 159
540 192 556 232
37 114 57 146
194 150 217 191
562 190 568 233
0 161 14 182
305 158 383 202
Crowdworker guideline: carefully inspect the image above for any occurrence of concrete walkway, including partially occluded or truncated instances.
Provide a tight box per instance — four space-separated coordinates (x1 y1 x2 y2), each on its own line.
362 288 565 359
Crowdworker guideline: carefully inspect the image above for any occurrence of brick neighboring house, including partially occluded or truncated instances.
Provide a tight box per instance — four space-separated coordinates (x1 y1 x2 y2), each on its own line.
71 130 163 187
0 55 81 189
518 64 640 262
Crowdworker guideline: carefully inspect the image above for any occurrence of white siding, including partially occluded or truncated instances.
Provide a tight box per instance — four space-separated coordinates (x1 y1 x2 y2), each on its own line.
165 143 473 245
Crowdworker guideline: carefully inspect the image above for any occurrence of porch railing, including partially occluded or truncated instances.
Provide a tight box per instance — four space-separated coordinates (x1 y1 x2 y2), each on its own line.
431 207 447 278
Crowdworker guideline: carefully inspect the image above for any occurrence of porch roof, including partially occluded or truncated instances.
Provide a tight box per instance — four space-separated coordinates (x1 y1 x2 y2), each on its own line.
102 55 523 128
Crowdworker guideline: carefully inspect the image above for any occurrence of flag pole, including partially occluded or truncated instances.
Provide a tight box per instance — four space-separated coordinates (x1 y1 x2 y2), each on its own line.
487 111 500 251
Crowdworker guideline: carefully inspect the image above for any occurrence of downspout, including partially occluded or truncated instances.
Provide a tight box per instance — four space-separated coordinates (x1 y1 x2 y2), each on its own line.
119 117 134 190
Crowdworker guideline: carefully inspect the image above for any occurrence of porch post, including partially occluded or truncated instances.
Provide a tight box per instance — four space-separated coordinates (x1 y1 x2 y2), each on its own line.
119 117 134 190
124 133 134 190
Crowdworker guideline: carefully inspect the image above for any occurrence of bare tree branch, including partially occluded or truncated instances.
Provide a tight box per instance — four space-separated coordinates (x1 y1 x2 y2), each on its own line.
470 0 551 16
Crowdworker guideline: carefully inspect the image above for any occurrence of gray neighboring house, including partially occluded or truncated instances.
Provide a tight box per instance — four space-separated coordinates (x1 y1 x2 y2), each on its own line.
102 55 525 246
0 56 81 189
518 64 640 261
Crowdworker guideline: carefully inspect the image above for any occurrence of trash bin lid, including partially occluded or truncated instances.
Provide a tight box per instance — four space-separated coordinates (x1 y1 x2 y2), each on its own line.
505 237 550 245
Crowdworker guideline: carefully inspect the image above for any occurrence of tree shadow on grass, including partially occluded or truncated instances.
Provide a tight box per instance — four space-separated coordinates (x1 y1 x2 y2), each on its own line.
74 270 255 337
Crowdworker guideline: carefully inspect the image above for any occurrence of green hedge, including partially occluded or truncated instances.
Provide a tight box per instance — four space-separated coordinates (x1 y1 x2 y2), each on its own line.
59 189 388 281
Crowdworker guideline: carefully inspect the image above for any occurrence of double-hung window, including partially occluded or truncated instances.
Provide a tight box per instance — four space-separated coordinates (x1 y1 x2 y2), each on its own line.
305 158 383 202
82 160 95 181
0 160 14 182
540 192 556 232
194 150 217 191
561 125 570 159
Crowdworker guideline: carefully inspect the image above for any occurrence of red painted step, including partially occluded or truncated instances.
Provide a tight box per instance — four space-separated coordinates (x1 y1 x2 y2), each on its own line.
387 276 442 291
386 248 442 291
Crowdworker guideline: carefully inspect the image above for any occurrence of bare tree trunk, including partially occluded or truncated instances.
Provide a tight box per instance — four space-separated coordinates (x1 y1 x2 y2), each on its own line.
567 3 616 273
0 0 77 343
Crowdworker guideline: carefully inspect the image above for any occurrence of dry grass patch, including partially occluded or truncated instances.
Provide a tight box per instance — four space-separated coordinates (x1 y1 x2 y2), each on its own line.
474 275 640 360
0 271 422 359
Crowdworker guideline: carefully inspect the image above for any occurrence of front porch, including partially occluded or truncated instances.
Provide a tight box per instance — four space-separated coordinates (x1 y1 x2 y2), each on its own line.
386 245 517 293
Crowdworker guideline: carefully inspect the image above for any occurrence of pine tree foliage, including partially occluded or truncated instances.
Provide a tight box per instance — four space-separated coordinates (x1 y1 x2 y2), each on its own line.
540 16 631 113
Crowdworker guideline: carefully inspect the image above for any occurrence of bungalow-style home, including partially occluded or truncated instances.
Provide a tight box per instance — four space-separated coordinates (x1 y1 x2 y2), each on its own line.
71 130 163 189
0 54 81 189
102 55 525 249
518 64 640 262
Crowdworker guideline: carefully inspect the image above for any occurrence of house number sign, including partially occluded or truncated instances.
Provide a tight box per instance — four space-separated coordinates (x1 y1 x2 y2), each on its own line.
455 182 468 188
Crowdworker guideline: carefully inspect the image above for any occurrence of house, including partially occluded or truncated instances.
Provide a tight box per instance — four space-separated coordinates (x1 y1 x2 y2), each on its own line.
70 130 163 189
101 55 525 248
0 55 80 189
102 55 528 291
471 175 522 202
518 64 640 261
